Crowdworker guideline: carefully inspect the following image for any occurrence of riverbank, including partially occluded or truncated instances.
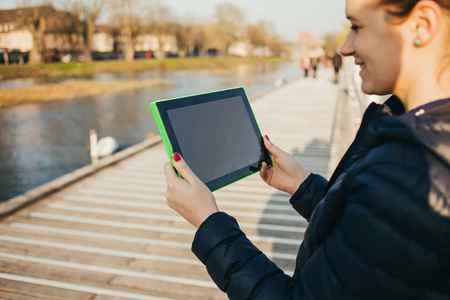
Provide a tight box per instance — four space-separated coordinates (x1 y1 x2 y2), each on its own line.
0 57 288 108
0 57 288 80
0 79 170 108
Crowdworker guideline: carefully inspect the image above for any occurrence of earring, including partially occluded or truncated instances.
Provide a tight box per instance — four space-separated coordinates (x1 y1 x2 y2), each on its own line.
414 38 420 47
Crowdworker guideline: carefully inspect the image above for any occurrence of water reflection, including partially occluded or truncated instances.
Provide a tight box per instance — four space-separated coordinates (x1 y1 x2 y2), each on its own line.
0 62 300 202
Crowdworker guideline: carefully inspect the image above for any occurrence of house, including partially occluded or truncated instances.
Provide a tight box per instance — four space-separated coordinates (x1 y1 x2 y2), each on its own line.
0 7 33 63
0 5 180 63
0 5 83 63
134 33 178 58
93 26 115 53
228 40 274 58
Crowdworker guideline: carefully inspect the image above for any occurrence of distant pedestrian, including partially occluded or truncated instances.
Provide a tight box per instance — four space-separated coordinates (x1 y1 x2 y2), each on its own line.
300 55 311 78
311 56 319 78
332 51 342 84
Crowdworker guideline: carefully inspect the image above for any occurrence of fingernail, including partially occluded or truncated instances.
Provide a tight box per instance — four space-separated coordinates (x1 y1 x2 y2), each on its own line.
173 152 181 162
265 135 270 141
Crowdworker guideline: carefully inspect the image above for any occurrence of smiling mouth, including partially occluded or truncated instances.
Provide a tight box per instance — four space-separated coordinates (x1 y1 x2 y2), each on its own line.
359 63 366 70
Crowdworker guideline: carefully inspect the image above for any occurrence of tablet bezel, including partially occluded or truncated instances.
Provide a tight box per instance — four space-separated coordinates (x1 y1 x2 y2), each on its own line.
150 87 272 191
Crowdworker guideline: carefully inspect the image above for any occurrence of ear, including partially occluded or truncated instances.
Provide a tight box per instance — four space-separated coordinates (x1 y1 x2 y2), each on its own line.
409 1 442 47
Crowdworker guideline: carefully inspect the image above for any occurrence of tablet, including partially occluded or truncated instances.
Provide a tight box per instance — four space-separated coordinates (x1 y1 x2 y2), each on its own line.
150 87 272 191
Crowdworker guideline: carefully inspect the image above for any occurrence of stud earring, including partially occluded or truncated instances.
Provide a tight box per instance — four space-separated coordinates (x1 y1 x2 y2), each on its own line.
414 38 420 47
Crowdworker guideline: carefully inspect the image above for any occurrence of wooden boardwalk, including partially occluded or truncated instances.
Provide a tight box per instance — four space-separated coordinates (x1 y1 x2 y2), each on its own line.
0 67 352 300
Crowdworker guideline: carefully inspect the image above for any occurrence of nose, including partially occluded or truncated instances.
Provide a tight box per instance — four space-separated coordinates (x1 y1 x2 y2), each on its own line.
340 30 355 57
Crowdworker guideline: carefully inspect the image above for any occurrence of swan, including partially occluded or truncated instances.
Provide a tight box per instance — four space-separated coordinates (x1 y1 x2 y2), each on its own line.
89 129 119 158
275 77 287 87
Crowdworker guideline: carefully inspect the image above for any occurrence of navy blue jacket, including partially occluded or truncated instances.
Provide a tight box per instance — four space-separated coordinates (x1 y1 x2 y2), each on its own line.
192 97 450 299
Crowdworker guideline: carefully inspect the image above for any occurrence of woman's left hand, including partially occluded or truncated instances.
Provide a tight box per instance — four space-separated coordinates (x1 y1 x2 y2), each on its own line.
164 153 219 228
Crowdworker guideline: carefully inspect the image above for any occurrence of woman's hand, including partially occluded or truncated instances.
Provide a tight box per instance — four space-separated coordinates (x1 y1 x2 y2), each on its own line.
164 153 219 228
260 135 310 195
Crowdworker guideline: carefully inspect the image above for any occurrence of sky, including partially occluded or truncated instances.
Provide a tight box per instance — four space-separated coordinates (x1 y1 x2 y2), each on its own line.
0 0 348 43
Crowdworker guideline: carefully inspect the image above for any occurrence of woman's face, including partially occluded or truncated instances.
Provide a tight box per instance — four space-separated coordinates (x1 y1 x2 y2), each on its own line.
340 0 404 95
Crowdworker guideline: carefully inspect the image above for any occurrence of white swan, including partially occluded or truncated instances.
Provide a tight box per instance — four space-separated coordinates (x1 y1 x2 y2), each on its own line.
275 77 287 87
89 129 119 158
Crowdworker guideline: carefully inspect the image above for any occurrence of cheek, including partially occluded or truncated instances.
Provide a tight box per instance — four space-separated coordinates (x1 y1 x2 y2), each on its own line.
376 39 402 81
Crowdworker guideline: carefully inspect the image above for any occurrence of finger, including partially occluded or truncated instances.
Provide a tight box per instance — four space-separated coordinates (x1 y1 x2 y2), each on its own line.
164 161 179 184
263 135 280 158
172 152 198 183
260 161 268 180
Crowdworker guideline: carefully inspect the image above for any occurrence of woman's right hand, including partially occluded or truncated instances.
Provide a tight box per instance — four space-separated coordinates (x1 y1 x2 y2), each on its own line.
260 135 310 195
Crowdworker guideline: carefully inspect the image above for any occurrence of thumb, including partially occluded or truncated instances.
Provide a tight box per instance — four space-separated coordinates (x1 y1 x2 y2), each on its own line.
172 152 198 183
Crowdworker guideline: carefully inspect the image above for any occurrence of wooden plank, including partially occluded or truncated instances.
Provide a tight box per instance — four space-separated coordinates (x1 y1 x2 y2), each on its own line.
111 276 227 300
0 278 95 300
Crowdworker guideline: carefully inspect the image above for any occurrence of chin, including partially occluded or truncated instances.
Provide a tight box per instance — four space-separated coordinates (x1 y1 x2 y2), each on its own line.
361 81 393 96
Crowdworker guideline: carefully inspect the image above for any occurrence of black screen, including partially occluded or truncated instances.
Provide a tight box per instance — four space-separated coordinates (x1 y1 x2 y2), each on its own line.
167 95 261 184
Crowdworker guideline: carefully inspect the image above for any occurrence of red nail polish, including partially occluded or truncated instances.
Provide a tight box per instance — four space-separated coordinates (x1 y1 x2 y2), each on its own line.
265 135 270 141
173 152 181 162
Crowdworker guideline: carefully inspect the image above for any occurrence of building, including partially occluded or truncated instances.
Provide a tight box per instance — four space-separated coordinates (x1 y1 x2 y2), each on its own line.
0 5 179 63
0 5 83 63
228 40 274 58
135 33 178 58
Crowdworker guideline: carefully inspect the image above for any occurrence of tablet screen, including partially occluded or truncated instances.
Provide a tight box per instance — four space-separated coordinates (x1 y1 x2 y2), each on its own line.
167 95 261 183
151 87 272 191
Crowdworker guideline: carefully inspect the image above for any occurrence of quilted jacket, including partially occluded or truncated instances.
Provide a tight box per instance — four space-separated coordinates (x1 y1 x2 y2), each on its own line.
192 96 450 299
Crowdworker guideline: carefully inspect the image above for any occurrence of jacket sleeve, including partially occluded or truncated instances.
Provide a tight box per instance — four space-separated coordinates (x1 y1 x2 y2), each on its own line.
192 212 303 300
192 211 348 300
289 173 328 221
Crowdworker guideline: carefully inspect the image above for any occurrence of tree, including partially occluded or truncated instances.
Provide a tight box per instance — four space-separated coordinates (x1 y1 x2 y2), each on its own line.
190 24 207 56
322 34 338 57
109 0 143 61
214 3 246 54
148 1 176 58
246 22 268 56
266 35 287 57
71 0 105 62
296 30 316 55
16 6 48 64
176 15 207 56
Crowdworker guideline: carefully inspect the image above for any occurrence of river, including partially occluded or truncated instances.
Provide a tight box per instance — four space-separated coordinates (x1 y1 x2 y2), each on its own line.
0 62 300 202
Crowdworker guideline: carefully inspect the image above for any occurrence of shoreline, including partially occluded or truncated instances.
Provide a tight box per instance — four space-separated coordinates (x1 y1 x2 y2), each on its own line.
0 57 288 80
0 79 170 109
0 57 289 109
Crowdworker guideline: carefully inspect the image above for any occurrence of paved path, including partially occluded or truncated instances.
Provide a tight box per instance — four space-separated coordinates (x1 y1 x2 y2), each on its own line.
0 67 348 299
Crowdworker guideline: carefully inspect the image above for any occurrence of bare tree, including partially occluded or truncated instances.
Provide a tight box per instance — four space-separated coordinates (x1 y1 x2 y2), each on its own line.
266 35 287 56
71 0 105 62
16 6 47 64
323 34 338 57
296 30 316 55
246 22 269 56
109 0 143 61
148 1 176 58
214 3 246 54
181 22 207 56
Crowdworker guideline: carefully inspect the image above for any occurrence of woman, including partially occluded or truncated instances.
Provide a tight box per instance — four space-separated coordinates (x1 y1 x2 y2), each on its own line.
164 0 450 298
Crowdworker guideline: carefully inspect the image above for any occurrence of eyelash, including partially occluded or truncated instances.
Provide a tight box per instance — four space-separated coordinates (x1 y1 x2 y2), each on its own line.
351 25 360 31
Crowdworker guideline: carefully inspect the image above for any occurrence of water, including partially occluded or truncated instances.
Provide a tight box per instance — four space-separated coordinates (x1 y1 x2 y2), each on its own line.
0 62 300 202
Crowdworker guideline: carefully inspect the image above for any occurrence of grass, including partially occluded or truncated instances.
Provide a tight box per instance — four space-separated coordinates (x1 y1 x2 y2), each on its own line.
0 56 289 80
0 79 170 108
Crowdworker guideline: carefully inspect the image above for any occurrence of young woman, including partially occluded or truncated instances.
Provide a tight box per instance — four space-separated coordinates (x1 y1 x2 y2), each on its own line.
164 0 450 298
